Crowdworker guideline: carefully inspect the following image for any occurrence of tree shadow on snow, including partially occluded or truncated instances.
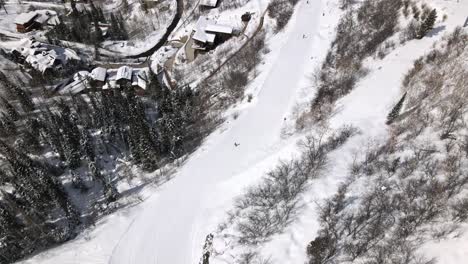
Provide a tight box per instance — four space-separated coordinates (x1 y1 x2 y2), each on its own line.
426 25 446 38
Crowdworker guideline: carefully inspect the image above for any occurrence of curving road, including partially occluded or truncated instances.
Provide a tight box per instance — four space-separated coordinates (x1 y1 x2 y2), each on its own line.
109 1 323 263
126 0 184 59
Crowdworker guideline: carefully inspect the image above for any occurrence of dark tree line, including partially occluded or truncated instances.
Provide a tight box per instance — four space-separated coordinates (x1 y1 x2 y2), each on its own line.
46 0 128 45
0 70 209 263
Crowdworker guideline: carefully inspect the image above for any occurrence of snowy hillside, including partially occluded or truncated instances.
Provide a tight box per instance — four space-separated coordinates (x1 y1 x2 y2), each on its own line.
0 0 468 263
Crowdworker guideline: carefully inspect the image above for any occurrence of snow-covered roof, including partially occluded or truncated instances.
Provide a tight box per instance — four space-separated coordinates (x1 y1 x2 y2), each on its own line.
14 10 59 26
131 69 149 90
116 66 133 81
25 51 57 73
193 16 217 44
59 71 90 95
90 67 107 82
192 16 233 44
11 38 80 74
205 24 233 34
60 79 87 95
200 0 219 7
74 71 90 80
14 12 38 25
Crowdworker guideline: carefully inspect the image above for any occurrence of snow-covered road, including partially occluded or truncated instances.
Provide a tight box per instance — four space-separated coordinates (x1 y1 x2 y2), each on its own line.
109 1 323 263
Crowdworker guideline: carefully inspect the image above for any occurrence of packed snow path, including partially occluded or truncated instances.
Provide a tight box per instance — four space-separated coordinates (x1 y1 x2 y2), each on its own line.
109 1 323 263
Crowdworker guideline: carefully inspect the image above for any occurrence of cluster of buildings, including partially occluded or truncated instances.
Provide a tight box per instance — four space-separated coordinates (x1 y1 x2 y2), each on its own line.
14 10 60 33
8 38 80 75
55 65 170 96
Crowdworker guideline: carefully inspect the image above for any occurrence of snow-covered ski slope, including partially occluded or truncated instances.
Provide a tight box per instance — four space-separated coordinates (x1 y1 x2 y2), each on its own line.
109 1 323 263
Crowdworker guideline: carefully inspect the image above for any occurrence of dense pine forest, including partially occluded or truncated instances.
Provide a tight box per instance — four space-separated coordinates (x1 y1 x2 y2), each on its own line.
0 69 210 262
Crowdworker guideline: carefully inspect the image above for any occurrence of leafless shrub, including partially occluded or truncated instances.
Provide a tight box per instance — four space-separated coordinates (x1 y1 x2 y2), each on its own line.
301 0 403 127
222 70 249 100
340 0 356 10
218 0 252 11
200 31 267 106
307 29 468 264
237 251 272 264
402 58 424 88
267 0 296 32
451 198 468 222
228 127 356 247
412 4 421 20
402 19 419 42
199 233 214 264
308 140 468 263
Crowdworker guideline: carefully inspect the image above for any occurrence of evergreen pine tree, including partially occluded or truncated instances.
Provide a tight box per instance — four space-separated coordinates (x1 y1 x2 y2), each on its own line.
80 129 96 163
121 0 129 13
97 7 106 23
117 13 129 40
61 113 82 169
1 97 19 121
417 9 437 39
13 86 34 112
89 0 99 20
386 92 407 125
1 114 16 135
70 0 79 17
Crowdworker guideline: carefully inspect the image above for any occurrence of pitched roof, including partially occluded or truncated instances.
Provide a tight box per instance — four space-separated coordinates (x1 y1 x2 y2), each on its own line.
116 66 133 81
14 10 59 26
131 69 148 90
60 79 87 95
11 38 80 74
90 67 107 82
193 16 217 44
14 12 39 25
205 24 233 34
59 71 90 95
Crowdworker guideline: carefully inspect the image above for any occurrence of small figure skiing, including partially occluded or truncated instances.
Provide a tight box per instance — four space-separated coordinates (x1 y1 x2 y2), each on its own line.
234 142 240 147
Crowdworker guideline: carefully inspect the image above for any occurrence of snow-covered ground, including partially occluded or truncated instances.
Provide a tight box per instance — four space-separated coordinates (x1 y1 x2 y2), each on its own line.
13 0 468 263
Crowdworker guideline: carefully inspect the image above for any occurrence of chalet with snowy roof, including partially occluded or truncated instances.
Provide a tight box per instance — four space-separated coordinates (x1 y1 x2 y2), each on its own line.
14 10 60 33
9 38 80 75
60 71 90 95
89 67 107 87
192 16 233 50
116 66 133 87
132 70 149 95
